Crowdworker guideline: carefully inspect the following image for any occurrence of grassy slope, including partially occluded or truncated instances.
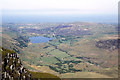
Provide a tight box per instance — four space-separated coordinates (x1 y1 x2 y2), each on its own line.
60 72 112 78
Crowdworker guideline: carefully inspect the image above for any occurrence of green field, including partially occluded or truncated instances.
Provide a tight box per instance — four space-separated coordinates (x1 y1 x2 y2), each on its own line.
48 49 70 59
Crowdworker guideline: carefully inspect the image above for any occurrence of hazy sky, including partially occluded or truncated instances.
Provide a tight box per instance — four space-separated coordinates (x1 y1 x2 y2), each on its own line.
1 0 119 15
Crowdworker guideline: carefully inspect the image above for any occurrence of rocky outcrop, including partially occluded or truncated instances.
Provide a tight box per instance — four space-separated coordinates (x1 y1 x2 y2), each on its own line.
1 47 60 80
1 48 31 80
96 39 120 51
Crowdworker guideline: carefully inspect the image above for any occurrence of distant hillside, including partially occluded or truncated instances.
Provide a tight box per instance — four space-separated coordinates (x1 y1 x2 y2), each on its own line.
1 47 60 80
2 27 30 53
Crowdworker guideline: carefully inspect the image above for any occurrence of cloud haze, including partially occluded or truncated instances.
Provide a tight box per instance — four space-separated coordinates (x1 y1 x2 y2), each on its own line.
1 0 119 15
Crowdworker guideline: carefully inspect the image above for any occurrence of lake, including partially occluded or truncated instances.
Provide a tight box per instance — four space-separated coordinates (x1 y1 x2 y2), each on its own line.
29 36 53 43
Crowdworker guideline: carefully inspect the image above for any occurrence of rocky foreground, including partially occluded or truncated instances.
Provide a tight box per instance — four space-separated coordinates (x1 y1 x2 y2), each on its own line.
1 47 60 80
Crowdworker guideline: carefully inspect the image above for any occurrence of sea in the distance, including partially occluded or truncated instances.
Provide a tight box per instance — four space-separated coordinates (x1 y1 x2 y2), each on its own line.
2 14 118 24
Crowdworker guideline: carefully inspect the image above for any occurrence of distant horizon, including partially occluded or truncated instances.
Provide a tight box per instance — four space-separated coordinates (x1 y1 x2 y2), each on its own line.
2 14 118 24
